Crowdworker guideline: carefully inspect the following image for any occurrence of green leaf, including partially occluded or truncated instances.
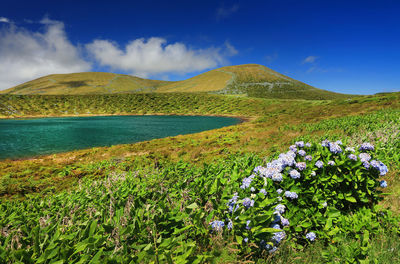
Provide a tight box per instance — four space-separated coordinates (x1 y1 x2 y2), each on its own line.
345 196 357 203
186 203 198 209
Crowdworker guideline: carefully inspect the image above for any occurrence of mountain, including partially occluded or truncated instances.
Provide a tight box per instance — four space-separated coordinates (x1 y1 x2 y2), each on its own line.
1 64 353 100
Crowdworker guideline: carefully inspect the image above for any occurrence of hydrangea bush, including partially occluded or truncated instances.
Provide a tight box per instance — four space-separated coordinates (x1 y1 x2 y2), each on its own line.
210 140 389 254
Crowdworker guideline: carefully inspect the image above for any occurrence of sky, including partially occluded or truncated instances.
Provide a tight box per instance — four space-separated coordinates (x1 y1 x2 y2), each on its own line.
1 0 399 94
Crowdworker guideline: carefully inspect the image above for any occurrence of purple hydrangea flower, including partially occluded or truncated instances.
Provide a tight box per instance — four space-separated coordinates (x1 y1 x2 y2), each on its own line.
363 161 370 169
284 191 298 199
210 220 224 231
272 231 286 244
306 142 311 147
345 147 355 152
380 180 388 188
298 149 306 156
359 153 371 162
321 139 330 147
306 232 316 241
360 142 374 151
315 160 323 168
271 172 283 182
227 220 233 230
253 166 263 174
243 198 255 208
289 145 297 153
246 220 251 230
328 160 335 166
259 188 267 195
250 187 255 192
274 204 285 214
348 154 357 161
289 169 301 179
370 160 388 176
244 237 248 243
305 155 312 161
335 140 343 145
240 175 255 189
227 193 239 213
329 142 342 154
281 217 290 226
295 141 305 148
277 188 283 194
296 162 307 171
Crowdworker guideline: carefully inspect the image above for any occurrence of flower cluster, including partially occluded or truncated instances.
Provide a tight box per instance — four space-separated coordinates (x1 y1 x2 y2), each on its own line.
209 140 389 255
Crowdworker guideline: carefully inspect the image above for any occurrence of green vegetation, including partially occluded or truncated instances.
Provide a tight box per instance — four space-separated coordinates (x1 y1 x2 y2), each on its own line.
1 64 355 100
0 91 400 263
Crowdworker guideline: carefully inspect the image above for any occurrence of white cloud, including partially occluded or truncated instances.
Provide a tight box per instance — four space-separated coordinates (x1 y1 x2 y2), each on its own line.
0 17 10 23
0 19 91 90
86 37 236 78
303 55 319 64
216 4 239 20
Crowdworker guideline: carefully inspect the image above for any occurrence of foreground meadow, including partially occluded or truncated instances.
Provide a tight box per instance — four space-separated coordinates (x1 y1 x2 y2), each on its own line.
0 93 399 263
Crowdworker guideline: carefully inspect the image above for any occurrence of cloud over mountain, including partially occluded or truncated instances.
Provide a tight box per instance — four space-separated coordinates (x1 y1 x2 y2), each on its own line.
86 37 236 78
0 19 91 89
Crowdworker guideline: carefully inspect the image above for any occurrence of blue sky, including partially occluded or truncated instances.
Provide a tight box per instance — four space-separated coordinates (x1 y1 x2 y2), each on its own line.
1 0 399 94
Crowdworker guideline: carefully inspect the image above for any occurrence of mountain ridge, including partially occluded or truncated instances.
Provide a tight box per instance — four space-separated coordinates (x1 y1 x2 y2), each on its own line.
1 64 354 100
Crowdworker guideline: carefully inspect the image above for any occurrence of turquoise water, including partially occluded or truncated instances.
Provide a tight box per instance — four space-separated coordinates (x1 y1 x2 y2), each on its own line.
0 115 240 159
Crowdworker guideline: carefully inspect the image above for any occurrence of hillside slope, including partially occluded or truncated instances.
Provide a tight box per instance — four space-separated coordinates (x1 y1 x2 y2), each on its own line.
1 64 353 100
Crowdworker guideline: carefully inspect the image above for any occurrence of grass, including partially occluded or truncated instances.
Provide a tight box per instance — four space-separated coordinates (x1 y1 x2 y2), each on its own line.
0 91 400 262
2 64 356 100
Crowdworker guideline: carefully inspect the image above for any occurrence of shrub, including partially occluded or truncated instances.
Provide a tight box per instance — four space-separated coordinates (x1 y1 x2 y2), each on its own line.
211 140 391 257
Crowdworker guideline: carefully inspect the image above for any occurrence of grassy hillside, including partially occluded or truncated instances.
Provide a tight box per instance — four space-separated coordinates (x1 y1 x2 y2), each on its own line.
1 64 355 100
1 92 400 263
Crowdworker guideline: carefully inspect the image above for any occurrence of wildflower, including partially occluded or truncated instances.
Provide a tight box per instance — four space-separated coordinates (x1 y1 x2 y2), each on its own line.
210 220 224 231
240 175 255 189
329 142 342 154
274 204 285 214
243 198 255 208
281 217 290 226
271 172 283 182
227 219 233 230
246 220 251 230
259 188 267 195
295 141 305 148
284 191 298 199
278 152 296 167
345 147 355 152
311 171 316 177
306 232 316 241
305 155 312 161
359 153 371 162
370 160 388 176
298 149 306 156
315 160 323 168
269 246 278 253
360 142 374 151
253 166 263 174
348 154 357 161
306 142 312 147
289 145 297 152
296 162 307 171
276 188 283 194
272 230 286 244
380 180 388 188
289 169 301 179
328 160 335 166
227 193 239 213
321 139 330 147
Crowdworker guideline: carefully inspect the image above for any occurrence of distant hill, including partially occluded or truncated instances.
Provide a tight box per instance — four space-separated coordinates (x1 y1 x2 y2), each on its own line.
1 64 354 100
